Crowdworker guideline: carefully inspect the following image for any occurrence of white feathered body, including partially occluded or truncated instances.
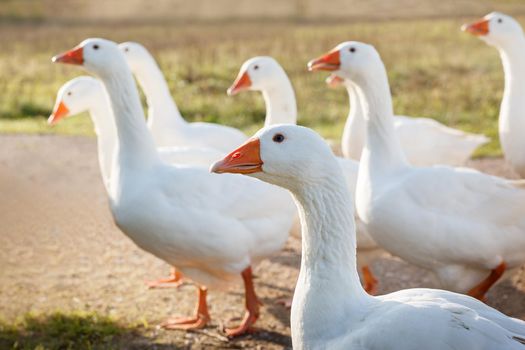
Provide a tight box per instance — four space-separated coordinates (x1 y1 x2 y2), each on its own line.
300 288 525 350
111 163 295 288
150 119 247 153
393 116 488 166
357 164 525 292
342 82 488 166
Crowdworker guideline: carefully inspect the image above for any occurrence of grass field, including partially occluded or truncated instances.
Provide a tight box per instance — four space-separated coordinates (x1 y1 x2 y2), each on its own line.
0 312 135 349
1 12 524 156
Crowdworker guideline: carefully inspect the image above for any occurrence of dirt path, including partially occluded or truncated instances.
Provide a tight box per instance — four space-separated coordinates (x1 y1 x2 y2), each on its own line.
1 134 524 349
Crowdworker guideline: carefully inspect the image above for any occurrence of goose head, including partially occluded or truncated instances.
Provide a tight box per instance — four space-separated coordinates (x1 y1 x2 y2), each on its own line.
462 12 524 47
53 38 127 76
227 56 287 96
118 41 152 75
48 76 103 125
308 41 383 85
211 124 336 190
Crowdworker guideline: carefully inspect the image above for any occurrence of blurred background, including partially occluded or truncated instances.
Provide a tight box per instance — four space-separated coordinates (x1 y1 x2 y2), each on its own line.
2 1 525 349
1 0 524 155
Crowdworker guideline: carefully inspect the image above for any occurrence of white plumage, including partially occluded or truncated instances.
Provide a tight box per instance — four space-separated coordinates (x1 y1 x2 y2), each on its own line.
229 55 384 292
326 73 488 166
212 123 525 350
463 12 525 177
309 41 525 298
49 76 224 193
52 38 296 335
119 41 247 152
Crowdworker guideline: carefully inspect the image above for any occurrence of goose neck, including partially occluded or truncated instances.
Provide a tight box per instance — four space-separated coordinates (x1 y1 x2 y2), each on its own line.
498 38 525 122
133 57 186 130
355 68 408 177
341 81 366 160
499 38 525 85
89 91 113 139
293 181 364 288
261 78 297 126
99 64 160 171
88 91 116 192
290 170 371 340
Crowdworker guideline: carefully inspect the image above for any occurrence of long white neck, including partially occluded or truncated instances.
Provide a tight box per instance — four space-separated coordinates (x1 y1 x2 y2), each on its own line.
88 89 117 193
290 167 371 347
132 55 186 133
341 80 366 160
496 37 525 157
355 66 408 181
261 75 297 126
98 63 161 181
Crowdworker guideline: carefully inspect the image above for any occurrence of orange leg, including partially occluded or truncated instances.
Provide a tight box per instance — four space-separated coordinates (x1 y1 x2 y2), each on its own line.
467 261 506 301
161 286 210 330
145 267 185 289
362 266 378 295
225 267 262 337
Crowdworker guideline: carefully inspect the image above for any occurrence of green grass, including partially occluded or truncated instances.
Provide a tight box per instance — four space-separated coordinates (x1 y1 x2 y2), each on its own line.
0 15 518 157
0 312 134 350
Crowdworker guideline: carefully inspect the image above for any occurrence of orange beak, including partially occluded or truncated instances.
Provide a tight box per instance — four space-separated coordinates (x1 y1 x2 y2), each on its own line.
210 138 263 174
227 71 252 96
308 49 341 71
48 101 70 125
326 74 344 88
52 46 84 65
462 19 489 36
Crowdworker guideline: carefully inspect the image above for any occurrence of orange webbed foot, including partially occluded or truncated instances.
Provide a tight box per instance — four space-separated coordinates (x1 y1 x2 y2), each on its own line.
224 310 259 337
146 268 185 289
161 314 210 330
162 286 210 331
224 267 261 338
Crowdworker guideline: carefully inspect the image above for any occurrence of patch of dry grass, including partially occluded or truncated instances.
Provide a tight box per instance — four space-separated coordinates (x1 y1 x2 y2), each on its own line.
0 311 134 349
0 15 514 156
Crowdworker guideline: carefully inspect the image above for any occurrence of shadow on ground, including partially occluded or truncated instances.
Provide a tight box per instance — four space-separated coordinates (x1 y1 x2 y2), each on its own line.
0 312 167 350
487 274 525 320
0 311 294 350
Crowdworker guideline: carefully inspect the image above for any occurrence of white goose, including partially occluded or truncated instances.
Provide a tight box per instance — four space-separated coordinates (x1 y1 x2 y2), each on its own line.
49 77 115 193
325 71 488 165
463 12 525 177
308 41 525 299
52 38 296 336
227 56 297 126
212 123 525 350
48 77 224 192
228 56 383 293
118 42 247 152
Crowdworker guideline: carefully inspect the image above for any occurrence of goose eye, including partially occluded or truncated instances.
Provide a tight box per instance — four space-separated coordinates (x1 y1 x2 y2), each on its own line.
498 18 503 23
349 47 356 53
124 47 129 52
93 44 99 50
254 65 259 70
272 133 285 143
67 92 72 96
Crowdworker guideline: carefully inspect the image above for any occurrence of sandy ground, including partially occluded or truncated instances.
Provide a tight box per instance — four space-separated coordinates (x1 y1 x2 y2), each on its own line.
1 134 524 349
